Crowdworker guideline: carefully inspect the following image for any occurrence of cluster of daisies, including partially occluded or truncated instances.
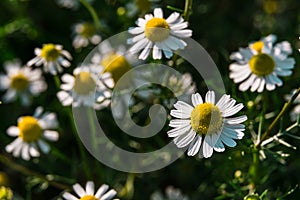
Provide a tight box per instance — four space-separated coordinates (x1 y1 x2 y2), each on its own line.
0 5 299 200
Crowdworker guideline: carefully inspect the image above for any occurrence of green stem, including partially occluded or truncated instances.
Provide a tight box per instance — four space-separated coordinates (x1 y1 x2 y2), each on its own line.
68 110 92 179
0 154 69 190
249 147 259 192
256 87 300 148
87 107 98 153
170 0 193 67
80 0 102 30
183 0 193 21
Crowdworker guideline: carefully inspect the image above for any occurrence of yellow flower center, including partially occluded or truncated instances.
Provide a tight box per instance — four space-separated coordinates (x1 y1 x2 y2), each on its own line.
18 116 42 143
73 72 97 95
0 186 13 200
135 0 151 12
40 44 61 61
263 0 278 14
101 53 131 83
79 195 98 200
145 18 170 42
251 41 264 53
78 23 96 38
248 53 275 76
190 103 223 135
10 73 29 91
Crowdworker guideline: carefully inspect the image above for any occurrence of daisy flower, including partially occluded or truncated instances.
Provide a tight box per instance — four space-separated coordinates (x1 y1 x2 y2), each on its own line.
27 43 72 75
5 107 59 161
150 186 189 200
127 8 192 60
168 91 247 158
62 181 117 200
0 186 13 200
57 65 114 110
91 41 137 84
125 0 158 17
72 22 101 49
285 89 300 122
0 60 47 106
56 0 94 10
229 34 295 92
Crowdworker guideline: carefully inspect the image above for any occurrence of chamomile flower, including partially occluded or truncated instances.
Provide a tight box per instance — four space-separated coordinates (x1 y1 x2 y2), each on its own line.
27 44 72 75
168 91 247 158
285 89 300 122
72 22 101 49
229 35 295 92
91 41 136 84
56 0 94 10
125 0 158 17
150 186 189 200
0 60 47 106
57 65 114 109
5 107 59 161
0 186 13 200
128 8 192 60
62 181 117 200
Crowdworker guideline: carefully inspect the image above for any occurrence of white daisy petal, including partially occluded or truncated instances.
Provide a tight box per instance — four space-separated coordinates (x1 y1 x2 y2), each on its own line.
29 144 40 157
5 138 22 153
173 101 193 113
169 119 190 128
191 93 203 106
21 143 30 161
86 181 95 195
213 138 225 152
225 115 247 124
95 184 109 198
174 129 196 148
7 126 20 137
154 8 163 18
222 103 244 117
220 134 237 147
187 135 202 156
168 124 191 137
38 140 50 154
100 189 117 200
152 44 162 60
166 12 180 24
63 192 78 200
73 183 86 197
170 109 191 119
200 136 214 158
43 130 59 141
205 91 215 104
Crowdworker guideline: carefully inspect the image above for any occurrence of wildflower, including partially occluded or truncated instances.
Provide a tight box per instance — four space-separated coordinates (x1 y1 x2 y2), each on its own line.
72 22 101 49
150 186 189 200
0 186 13 200
56 0 94 10
168 91 247 158
0 60 47 106
62 181 117 200
27 43 72 75
128 8 192 60
5 107 59 161
56 0 80 10
125 0 156 17
91 41 136 84
57 65 114 109
285 89 300 122
229 34 295 92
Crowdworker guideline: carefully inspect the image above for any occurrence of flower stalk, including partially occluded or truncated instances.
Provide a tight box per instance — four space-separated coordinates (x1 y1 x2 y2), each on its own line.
256 86 300 148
